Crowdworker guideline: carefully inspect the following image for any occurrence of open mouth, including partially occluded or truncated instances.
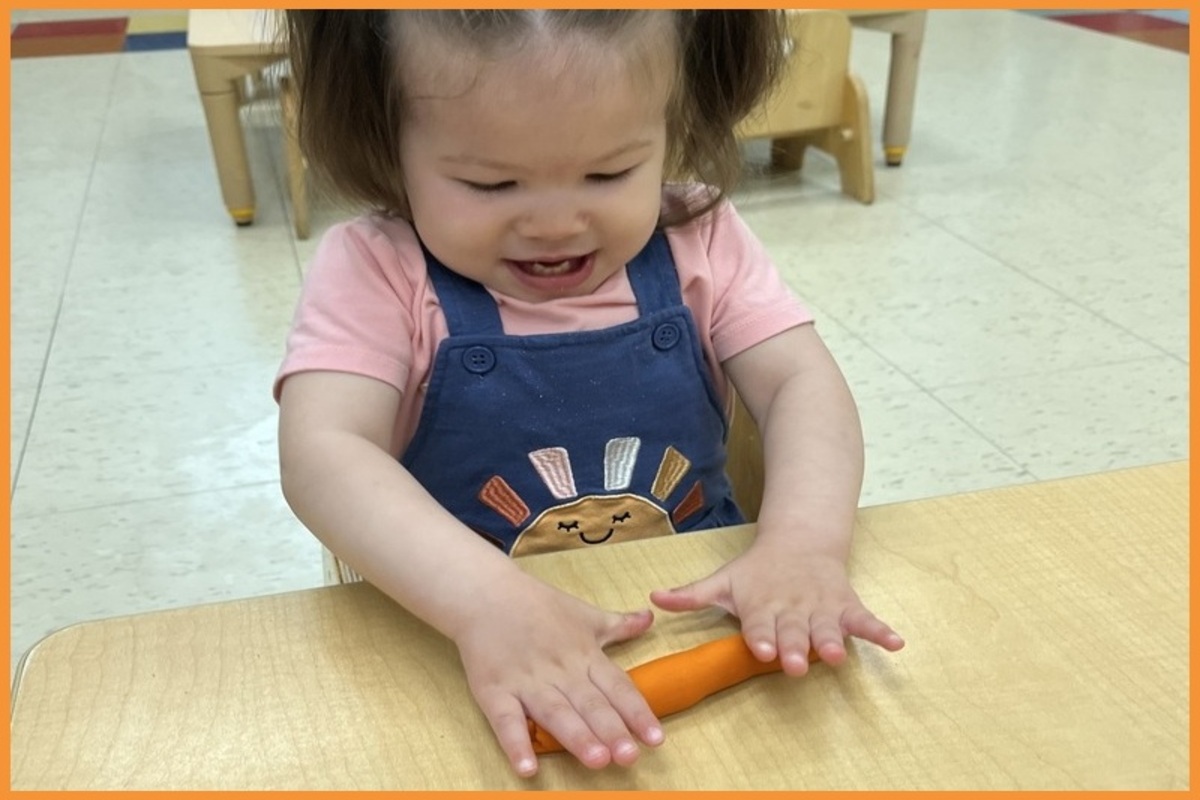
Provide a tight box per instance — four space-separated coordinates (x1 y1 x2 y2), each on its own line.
510 256 588 276
505 253 596 293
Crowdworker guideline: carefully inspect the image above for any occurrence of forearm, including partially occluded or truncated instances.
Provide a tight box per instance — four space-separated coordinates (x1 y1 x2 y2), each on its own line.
724 325 864 563
754 366 863 562
281 429 528 640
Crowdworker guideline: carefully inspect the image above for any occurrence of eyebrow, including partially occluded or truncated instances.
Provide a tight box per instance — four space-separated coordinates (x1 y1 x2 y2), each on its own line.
439 139 655 171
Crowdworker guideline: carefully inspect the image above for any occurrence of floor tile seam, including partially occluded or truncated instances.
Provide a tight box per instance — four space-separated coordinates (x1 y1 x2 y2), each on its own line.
820 326 1033 477
899 350 1187 484
861 381 1035 482
915 387 1052 483
827 323 935 400
914 210 1187 362
1054 175 1191 241
9 479 284 523
919 352 1187 395
10 60 123 505
37 352 287 385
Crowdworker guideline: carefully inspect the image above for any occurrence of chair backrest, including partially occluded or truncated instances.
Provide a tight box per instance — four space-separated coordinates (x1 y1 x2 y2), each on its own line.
725 390 766 523
735 9 853 141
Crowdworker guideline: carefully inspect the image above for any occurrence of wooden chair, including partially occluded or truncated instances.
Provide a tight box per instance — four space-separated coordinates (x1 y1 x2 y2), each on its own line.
736 9 874 204
322 392 766 585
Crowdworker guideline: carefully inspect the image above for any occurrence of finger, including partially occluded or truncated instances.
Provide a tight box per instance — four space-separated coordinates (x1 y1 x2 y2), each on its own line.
566 679 643 768
772 612 815 676
528 688 612 769
844 607 905 651
476 692 541 778
649 574 728 613
566 684 638 766
806 614 848 666
597 608 654 648
739 612 783 663
591 661 665 754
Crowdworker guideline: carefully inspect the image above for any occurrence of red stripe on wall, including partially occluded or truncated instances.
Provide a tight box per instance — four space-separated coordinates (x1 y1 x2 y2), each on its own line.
1053 11 1187 35
11 18 129 40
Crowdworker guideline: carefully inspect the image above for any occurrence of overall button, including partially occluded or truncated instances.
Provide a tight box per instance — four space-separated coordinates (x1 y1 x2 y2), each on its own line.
462 346 496 374
652 322 681 350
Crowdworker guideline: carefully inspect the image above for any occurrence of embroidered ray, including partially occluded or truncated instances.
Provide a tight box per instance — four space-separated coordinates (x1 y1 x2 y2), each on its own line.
671 479 705 525
479 475 530 526
529 447 577 499
651 445 690 501
604 437 640 491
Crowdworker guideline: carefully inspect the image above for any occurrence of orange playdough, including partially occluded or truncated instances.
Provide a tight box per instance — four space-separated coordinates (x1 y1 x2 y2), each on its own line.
527 633 814 754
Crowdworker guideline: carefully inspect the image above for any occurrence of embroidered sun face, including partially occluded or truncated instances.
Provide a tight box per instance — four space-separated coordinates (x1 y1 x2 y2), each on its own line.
478 437 706 557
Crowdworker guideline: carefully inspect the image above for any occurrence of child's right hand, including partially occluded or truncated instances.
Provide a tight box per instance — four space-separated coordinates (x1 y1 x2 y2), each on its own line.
450 576 664 777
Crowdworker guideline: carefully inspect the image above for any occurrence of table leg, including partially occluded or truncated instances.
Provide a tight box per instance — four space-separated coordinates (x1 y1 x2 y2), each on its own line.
880 11 926 167
190 51 257 226
849 11 926 167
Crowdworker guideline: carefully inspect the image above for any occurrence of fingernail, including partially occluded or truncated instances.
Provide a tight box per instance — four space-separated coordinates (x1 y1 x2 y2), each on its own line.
615 739 638 759
586 745 608 763
784 652 809 673
645 725 665 745
516 757 537 776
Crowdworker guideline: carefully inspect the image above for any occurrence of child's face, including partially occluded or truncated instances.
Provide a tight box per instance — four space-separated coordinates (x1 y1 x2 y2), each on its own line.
398 28 673 303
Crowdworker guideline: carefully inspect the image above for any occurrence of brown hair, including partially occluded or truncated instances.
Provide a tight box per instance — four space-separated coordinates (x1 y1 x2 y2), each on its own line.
284 10 787 226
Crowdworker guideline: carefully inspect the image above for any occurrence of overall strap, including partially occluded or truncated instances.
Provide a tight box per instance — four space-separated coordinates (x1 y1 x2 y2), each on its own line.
420 242 504 337
420 230 681 336
626 230 683 315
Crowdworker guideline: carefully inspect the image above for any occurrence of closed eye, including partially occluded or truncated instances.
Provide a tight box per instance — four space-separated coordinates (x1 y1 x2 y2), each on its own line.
587 168 634 184
461 179 517 193
612 511 631 523
557 520 580 532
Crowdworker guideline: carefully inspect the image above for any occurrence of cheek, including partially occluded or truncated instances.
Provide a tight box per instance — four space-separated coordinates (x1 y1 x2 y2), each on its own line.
612 173 666 236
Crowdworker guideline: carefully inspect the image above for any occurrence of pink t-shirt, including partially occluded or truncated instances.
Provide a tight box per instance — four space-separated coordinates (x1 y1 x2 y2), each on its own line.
275 189 813 456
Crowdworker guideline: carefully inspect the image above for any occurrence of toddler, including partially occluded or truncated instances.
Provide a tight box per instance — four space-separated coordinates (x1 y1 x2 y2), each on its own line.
276 9 904 778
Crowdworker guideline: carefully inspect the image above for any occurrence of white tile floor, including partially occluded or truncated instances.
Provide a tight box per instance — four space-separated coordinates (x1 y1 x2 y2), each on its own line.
9 10 1189 680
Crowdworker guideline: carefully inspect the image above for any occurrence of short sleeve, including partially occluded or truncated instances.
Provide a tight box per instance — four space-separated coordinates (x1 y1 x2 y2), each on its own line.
273 218 422 401
668 194 814 365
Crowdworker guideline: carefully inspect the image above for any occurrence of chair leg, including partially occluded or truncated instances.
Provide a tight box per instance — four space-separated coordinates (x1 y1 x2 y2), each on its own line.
812 74 875 205
769 135 809 172
322 547 363 585
279 76 310 240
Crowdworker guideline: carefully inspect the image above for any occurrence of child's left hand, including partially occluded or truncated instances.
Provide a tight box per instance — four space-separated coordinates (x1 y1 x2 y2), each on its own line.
649 539 904 675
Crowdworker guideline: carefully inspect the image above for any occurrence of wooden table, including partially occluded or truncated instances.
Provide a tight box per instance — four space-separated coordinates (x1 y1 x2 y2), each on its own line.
10 462 1187 790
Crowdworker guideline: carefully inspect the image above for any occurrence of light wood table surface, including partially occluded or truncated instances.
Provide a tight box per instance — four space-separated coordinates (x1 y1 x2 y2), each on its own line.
10 462 1187 790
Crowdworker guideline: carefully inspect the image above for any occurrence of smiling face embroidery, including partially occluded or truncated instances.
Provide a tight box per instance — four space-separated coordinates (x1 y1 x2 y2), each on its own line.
476 437 706 557
514 493 671 556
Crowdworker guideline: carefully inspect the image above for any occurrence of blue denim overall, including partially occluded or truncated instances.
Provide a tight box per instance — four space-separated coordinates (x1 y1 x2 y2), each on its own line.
401 232 744 557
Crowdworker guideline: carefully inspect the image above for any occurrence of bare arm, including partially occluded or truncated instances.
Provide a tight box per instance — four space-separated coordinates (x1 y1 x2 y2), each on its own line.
278 371 663 775
725 322 863 561
651 324 903 672
278 371 518 632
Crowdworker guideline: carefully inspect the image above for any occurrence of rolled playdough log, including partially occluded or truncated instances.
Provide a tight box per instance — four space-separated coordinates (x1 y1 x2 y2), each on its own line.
527 633 813 754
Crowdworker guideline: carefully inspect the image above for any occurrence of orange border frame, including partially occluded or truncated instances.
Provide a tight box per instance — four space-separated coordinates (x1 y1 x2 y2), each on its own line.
0 0 1195 796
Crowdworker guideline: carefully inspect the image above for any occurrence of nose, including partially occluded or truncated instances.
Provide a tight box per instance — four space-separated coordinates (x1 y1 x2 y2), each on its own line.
515 192 588 241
